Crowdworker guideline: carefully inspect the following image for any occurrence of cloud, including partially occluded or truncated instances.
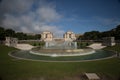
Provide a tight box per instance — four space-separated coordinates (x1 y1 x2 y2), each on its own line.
0 0 34 15
37 7 61 22
0 0 64 37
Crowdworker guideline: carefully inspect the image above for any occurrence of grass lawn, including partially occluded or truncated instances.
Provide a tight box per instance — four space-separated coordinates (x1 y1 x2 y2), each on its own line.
0 44 120 80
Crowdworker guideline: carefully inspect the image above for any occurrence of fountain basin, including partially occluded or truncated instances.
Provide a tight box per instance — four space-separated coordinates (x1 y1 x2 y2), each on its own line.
9 50 115 62
29 48 95 57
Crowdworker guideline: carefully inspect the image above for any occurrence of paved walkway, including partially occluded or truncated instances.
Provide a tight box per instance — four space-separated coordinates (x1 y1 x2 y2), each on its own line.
15 44 34 50
88 43 106 50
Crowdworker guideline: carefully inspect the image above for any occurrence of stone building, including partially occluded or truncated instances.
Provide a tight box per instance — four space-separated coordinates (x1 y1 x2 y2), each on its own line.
5 37 18 47
41 31 76 42
102 37 116 46
41 31 77 48
41 31 53 41
63 31 76 41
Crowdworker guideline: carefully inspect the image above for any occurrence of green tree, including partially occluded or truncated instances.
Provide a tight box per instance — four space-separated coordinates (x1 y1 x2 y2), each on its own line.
0 27 5 40
100 25 120 40
34 34 41 40
82 31 101 40
15 32 27 40
114 25 120 40
5 29 15 37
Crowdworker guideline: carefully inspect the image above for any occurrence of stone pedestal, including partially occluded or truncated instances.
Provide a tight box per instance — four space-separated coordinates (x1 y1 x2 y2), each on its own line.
102 37 116 46
5 37 18 47
74 42 77 49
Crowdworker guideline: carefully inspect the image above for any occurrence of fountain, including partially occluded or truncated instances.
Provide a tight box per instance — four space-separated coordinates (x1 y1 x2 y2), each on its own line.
9 31 115 62
30 40 95 57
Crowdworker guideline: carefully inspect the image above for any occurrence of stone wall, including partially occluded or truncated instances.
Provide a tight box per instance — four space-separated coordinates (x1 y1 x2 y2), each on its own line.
102 37 116 46
5 37 18 47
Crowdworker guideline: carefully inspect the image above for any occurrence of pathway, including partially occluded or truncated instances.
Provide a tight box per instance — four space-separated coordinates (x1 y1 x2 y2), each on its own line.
88 43 106 50
15 44 34 50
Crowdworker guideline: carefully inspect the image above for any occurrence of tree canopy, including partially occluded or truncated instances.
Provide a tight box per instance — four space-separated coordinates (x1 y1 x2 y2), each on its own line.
0 27 41 40
0 24 120 41
82 31 101 40
0 27 5 40
77 25 120 40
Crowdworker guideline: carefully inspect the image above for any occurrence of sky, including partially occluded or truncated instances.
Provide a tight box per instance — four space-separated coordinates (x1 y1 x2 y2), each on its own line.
0 0 120 37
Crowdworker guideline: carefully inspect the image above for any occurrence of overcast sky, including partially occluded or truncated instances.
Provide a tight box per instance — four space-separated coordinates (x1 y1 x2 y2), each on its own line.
0 0 120 37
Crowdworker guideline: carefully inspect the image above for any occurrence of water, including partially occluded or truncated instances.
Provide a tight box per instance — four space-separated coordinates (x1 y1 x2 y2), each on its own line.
10 50 115 61
45 41 77 49
9 41 116 62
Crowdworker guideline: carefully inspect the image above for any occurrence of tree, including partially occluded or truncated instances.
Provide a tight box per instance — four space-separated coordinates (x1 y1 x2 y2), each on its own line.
114 25 120 40
5 29 15 37
100 25 120 40
15 32 27 40
82 31 101 40
0 27 5 40
34 34 41 40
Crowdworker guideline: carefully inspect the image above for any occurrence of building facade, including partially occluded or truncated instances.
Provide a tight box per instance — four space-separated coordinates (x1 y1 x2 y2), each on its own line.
63 31 76 41
41 31 76 42
5 37 18 47
41 31 53 41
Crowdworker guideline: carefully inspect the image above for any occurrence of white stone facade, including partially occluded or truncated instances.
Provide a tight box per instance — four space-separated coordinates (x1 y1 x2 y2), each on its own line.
5 37 18 47
63 31 76 41
41 31 53 41
41 31 76 42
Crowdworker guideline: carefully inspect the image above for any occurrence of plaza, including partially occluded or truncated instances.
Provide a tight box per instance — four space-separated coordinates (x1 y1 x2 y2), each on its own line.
0 0 120 80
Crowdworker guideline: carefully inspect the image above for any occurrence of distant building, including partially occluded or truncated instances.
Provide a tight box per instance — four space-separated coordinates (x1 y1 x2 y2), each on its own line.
102 37 116 46
41 31 53 41
41 31 77 48
41 31 76 42
5 37 18 47
63 31 76 41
